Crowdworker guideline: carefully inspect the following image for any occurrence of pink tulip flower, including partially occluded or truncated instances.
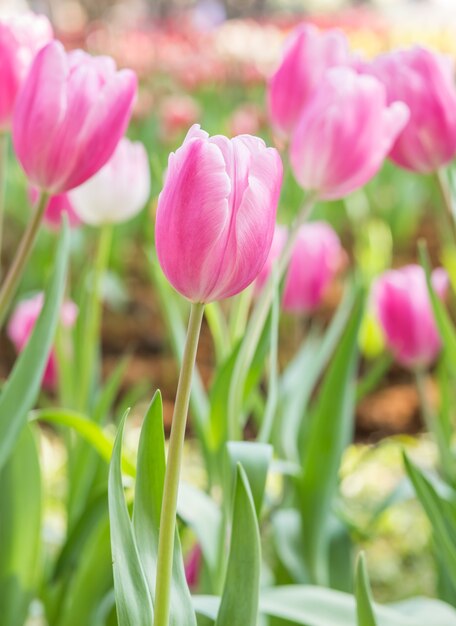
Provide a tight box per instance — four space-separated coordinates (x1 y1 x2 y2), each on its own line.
372 265 448 369
0 12 53 130
283 222 344 312
255 224 288 293
70 138 150 226
12 41 137 194
363 47 456 173
290 67 409 200
256 222 344 313
267 23 351 137
155 124 283 303
29 186 81 230
8 293 78 389
184 543 202 589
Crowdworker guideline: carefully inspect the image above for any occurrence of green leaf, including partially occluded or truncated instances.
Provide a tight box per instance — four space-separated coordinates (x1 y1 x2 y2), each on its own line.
108 411 153 626
0 222 70 470
279 285 356 462
215 465 261 626
49 516 114 626
133 391 196 626
31 408 136 477
225 442 272 518
298 288 364 585
258 586 456 626
355 553 377 626
194 588 456 626
419 243 456 374
403 453 456 583
178 483 223 585
0 425 42 626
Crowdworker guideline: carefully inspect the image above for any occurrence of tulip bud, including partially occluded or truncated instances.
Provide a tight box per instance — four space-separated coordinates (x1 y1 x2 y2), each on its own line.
363 46 456 173
372 265 448 369
290 67 409 200
155 125 283 303
8 293 78 389
267 23 351 137
256 222 344 313
70 138 150 226
13 41 137 194
0 12 53 130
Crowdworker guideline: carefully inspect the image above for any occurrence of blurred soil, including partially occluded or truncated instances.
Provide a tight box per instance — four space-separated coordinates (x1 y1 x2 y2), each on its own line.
0 214 445 440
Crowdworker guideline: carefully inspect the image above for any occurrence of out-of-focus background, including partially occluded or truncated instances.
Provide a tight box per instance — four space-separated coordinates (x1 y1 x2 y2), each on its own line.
2 0 456 606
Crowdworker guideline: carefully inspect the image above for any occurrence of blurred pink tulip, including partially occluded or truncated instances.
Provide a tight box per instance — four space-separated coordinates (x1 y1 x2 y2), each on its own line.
256 222 344 313
29 186 81 230
0 12 53 130
267 23 351 137
155 124 283 303
160 95 200 140
255 224 288 293
363 47 456 173
8 293 78 389
229 104 263 137
13 41 137 194
70 138 150 226
290 67 409 200
184 543 202 589
283 222 343 313
372 265 448 369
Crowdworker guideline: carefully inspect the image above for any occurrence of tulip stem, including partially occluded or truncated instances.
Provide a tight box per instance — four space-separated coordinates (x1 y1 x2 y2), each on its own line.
0 190 49 328
436 168 456 243
0 132 8 277
154 301 204 626
227 194 315 440
78 223 113 412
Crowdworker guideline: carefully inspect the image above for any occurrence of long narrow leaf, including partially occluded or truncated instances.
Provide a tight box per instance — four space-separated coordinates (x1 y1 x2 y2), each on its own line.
108 411 153 626
0 222 70 469
133 391 196 626
215 465 261 626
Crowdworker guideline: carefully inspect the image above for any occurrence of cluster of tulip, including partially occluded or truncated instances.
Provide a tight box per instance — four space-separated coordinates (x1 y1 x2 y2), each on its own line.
2 9 456 626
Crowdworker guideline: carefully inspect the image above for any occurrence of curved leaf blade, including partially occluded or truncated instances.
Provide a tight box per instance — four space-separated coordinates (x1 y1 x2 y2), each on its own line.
0 222 70 469
215 464 261 626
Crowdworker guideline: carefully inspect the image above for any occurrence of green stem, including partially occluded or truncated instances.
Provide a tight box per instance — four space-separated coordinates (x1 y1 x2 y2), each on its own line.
0 132 9 277
436 168 456 243
229 285 253 345
258 266 280 443
0 190 49 328
78 224 113 412
154 302 204 626
356 354 392 403
205 301 229 363
414 369 434 435
227 195 315 440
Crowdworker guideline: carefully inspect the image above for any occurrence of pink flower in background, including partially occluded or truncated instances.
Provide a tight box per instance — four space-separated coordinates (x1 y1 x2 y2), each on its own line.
184 544 202 589
70 138 150 226
256 222 344 313
372 265 448 369
13 41 137 194
229 104 263 137
0 12 53 130
8 294 78 389
363 47 456 174
267 23 351 137
29 186 81 230
155 124 283 303
255 224 288 292
283 222 344 313
290 67 409 200
160 94 200 140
